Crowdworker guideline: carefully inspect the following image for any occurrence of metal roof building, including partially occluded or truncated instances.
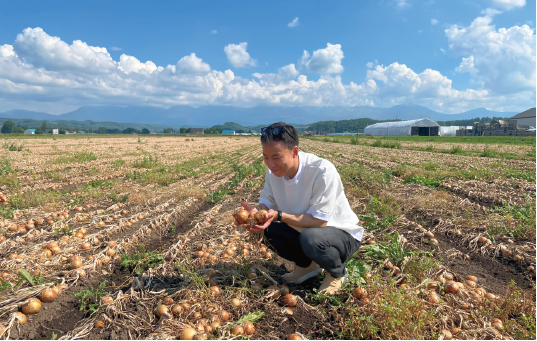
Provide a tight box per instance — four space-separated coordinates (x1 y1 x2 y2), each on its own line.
364 118 440 136
510 108 536 127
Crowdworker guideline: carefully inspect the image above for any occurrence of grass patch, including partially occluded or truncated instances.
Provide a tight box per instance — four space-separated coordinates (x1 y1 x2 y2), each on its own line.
73 280 108 315
404 175 441 189
121 245 163 275
50 152 97 164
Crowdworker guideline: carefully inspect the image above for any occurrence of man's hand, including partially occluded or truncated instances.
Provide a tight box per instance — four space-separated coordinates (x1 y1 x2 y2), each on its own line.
247 209 277 233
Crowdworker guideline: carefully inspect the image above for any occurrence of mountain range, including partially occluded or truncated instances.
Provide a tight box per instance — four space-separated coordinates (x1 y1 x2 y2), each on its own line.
0 105 519 128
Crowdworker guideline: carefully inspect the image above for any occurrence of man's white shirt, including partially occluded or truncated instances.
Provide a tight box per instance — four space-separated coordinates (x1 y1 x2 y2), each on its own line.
259 151 364 241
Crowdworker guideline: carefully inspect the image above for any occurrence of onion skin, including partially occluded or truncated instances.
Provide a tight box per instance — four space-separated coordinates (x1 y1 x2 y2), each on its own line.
444 281 460 294
39 288 57 303
440 329 452 340
180 328 197 340
22 298 42 315
465 275 478 282
279 285 290 296
171 304 184 316
13 312 27 324
254 210 269 225
288 334 303 340
155 305 168 318
219 310 230 322
352 288 368 299
94 320 105 328
243 321 255 335
233 209 249 225
267 285 281 299
230 298 242 308
283 294 297 307
230 325 244 336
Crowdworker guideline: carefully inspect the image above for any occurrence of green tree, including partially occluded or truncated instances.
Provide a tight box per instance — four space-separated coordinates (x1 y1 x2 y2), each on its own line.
123 127 138 134
98 127 107 134
180 127 186 134
186 127 191 133
1 120 15 133
35 127 44 134
141 128 150 134
163 128 172 133
42 120 48 130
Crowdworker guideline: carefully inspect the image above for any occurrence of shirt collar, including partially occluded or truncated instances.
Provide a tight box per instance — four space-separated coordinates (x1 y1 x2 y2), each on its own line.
284 151 303 186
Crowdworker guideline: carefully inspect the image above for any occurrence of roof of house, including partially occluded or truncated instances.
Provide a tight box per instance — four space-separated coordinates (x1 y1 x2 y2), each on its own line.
222 130 235 133
511 108 536 119
27 129 36 132
365 118 440 130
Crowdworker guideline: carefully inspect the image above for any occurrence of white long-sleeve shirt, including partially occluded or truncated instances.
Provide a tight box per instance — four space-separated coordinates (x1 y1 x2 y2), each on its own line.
259 151 364 241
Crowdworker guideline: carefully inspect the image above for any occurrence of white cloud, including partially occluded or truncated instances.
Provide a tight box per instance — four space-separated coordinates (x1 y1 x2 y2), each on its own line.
300 43 344 74
13 27 116 74
440 48 446 54
481 8 502 16
0 27 534 114
211 30 218 34
288 17 299 27
111 47 122 51
176 53 211 74
224 42 257 68
431 19 439 25
488 0 525 10
418 29 423 33
118 54 157 74
395 0 409 9
446 15 535 94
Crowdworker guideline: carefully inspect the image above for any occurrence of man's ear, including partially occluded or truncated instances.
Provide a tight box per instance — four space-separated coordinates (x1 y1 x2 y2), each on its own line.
293 146 299 157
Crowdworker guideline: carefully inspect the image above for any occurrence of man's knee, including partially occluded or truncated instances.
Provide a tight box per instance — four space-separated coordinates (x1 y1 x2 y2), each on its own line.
299 228 327 252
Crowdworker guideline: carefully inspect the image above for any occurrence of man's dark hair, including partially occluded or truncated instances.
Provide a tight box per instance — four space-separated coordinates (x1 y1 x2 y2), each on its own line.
260 122 299 150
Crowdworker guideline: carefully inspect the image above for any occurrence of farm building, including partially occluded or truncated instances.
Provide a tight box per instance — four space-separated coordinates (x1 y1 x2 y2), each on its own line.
52 129 59 134
510 107 536 127
222 130 235 135
191 128 204 134
23 129 35 135
364 119 440 136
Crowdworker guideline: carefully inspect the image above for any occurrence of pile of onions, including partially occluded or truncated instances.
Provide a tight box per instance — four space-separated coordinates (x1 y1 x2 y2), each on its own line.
444 281 460 294
232 208 269 228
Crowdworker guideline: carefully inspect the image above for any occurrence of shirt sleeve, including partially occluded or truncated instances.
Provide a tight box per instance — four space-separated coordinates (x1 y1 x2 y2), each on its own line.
259 170 278 210
306 168 341 222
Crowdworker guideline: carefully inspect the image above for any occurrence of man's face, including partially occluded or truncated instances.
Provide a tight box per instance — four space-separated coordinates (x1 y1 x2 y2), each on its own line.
262 141 298 177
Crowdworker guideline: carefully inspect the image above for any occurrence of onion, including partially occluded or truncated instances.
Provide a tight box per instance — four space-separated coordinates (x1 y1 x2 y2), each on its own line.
288 334 303 340
267 285 281 299
444 281 460 294
363 272 373 279
465 275 477 282
233 209 249 225
425 231 434 238
164 297 174 305
22 298 42 315
352 287 368 299
101 296 114 305
13 312 27 324
452 327 459 334
39 288 57 303
155 304 168 318
383 259 394 270
440 329 452 340
513 255 524 262
456 282 465 289
475 288 486 297
180 328 197 340
182 302 191 311
108 241 117 248
51 245 61 254
491 318 503 330
107 249 116 257
485 293 496 300
444 273 454 280
210 321 221 330
219 310 230 322
477 236 488 244
210 286 221 295
71 259 83 269
251 282 262 291
428 293 439 304
464 280 477 289
427 282 439 290
231 298 242 308
81 242 91 250
43 250 52 258
283 294 297 307
243 321 255 335
53 283 68 295
230 325 244 336
254 210 268 224
46 242 58 250
279 285 290 296
205 268 216 278
359 298 370 306
94 320 105 328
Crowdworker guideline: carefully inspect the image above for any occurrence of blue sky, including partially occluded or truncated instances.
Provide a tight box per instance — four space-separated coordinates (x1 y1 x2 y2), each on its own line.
0 0 534 115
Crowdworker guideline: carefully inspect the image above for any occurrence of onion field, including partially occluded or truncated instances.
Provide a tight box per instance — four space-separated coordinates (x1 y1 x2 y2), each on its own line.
0 135 534 340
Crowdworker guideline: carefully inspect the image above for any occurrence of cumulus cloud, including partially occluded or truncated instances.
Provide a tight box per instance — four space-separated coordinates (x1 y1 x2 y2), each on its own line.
300 43 344 74
481 8 502 16
211 30 218 34
224 42 257 67
488 0 525 10
431 19 439 25
395 0 409 9
111 47 122 51
0 27 533 114
446 15 535 94
176 53 211 74
288 17 299 27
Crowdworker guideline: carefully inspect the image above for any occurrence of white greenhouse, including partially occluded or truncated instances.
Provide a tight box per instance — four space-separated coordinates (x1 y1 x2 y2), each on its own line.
364 118 440 136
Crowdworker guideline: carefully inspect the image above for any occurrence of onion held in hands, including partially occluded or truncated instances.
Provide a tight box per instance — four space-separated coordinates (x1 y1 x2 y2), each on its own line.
254 210 269 225
233 209 249 225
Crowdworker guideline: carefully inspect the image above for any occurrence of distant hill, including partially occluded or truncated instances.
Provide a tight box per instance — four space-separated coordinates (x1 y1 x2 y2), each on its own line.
0 105 519 128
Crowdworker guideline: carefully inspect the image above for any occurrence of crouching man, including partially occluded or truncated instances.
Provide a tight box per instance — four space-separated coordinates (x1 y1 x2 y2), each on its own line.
238 122 363 294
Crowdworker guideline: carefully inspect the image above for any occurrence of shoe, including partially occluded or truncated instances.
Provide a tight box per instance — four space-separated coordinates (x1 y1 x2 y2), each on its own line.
318 270 348 294
282 262 322 284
